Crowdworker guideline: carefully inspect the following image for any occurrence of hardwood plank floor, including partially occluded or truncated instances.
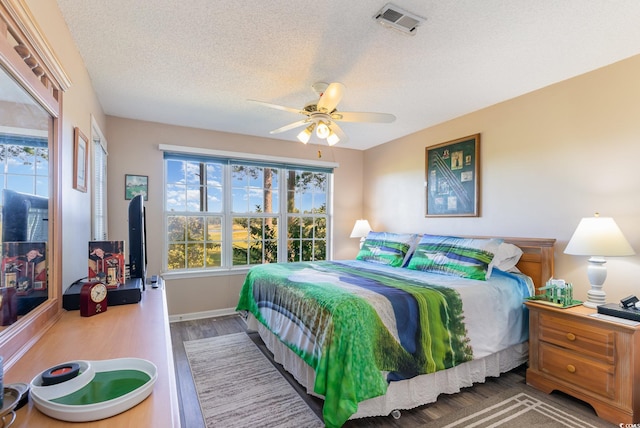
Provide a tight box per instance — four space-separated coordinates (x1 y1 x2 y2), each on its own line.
170 314 598 427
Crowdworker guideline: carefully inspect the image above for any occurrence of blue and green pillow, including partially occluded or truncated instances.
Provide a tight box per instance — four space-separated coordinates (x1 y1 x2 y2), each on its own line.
356 232 418 267
406 234 502 280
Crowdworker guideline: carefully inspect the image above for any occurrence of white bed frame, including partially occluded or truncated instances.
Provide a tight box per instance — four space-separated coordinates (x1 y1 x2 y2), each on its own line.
247 237 555 420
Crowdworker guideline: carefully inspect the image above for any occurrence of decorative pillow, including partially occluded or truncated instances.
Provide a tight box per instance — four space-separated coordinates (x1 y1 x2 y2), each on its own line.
489 242 524 274
406 234 502 280
356 232 419 267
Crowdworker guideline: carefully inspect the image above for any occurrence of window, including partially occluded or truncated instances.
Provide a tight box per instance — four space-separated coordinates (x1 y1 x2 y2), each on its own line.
0 134 48 198
163 152 332 272
91 118 108 240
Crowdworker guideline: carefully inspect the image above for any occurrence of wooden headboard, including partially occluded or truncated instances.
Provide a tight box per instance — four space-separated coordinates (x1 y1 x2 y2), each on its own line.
504 237 556 293
471 236 555 293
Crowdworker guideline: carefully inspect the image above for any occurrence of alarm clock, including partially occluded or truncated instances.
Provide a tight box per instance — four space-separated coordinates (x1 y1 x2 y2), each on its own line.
80 282 108 317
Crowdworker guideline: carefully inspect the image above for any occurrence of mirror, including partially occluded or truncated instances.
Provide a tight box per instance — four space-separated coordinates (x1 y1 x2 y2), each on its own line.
0 0 66 369
0 60 51 330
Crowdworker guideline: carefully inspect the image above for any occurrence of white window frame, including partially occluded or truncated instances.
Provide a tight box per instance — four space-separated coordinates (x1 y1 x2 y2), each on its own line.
160 145 337 278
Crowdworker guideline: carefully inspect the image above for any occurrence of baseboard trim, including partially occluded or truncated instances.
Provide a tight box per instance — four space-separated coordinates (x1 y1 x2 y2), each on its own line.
169 307 238 323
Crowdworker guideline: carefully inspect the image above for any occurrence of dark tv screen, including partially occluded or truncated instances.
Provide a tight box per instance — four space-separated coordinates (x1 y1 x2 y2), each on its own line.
128 194 147 286
2 189 48 242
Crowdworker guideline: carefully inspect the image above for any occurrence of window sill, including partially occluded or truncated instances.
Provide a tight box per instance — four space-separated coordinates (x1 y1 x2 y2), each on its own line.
161 267 250 281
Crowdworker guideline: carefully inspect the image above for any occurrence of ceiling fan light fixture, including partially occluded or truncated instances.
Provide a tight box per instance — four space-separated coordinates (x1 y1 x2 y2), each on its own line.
316 121 331 139
297 123 315 144
326 131 340 146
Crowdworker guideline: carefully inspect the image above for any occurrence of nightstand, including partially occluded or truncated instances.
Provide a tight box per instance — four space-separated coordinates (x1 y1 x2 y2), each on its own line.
526 301 640 424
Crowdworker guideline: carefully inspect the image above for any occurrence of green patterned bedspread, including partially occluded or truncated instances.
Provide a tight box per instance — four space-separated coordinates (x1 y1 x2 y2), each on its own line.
236 260 473 427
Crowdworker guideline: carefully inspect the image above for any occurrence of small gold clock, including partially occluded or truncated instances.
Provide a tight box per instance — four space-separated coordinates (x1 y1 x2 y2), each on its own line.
80 282 108 317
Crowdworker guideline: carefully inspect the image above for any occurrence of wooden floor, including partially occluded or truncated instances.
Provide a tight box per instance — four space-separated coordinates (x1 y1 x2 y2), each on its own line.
169 314 594 427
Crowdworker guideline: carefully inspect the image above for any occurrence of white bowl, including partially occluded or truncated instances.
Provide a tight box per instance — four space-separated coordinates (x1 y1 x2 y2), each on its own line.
29 358 157 422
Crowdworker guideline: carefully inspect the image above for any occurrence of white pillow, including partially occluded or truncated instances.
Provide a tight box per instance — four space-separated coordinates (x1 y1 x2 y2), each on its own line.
487 243 524 276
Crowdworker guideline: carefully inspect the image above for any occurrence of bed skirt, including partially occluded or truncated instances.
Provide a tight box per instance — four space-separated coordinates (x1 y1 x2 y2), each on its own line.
246 314 528 419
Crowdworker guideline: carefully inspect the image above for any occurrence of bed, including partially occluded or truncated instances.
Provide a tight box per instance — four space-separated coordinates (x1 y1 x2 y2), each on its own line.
236 233 555 427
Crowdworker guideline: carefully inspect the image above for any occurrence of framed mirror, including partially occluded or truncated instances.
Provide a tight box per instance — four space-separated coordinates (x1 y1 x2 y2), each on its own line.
0 64 50 327
0 0 68 370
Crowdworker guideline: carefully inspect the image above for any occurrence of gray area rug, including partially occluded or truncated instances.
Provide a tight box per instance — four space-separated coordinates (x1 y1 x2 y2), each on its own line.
423 384 616 428
184 332 324 428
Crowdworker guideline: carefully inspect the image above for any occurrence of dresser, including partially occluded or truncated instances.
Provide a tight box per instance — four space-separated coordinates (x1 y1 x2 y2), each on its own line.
526 301 640 424
4 282 181 427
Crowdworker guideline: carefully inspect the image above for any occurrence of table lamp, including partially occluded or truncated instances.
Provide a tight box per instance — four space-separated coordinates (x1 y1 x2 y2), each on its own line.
564 213 635 308
350 219 372 248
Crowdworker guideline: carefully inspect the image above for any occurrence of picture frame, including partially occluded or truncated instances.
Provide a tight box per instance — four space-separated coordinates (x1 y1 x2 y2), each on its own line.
425 133 480 217
125 174 148 201
2 241 48 295
89 241 126 288
73 127 88 192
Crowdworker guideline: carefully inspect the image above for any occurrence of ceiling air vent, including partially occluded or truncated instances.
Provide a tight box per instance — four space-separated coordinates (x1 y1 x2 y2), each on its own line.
373 3 425 35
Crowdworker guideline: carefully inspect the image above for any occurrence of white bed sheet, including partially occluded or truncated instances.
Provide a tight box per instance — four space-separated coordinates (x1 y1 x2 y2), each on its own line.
248 314 528 419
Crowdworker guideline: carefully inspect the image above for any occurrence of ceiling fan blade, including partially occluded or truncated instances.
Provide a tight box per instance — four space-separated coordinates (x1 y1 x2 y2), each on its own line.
269 119 309 134
317 82 345 113
248 99 307 116
330 122 349 144
331 111 396 123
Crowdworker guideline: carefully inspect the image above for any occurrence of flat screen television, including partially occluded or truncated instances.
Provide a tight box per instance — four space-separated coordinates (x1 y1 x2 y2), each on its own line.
2 189 48 242
128 194 147 288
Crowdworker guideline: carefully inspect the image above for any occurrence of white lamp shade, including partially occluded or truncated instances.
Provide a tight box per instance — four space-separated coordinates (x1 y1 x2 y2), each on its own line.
564 216 635 257
296 125 314 144
316 121 331 139
326 131 340 146
350 219 372 238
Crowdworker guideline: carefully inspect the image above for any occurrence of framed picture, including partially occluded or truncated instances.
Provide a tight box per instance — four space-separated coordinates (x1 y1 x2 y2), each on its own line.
89 241 126 288
425 134 480 217
2 241 47 294
125 174 148 201
73 127 88 192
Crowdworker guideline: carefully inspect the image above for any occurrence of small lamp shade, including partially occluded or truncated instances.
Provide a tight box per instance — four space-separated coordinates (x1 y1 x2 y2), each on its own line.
350 220 372 248
350 220 372 238
564 214 635 308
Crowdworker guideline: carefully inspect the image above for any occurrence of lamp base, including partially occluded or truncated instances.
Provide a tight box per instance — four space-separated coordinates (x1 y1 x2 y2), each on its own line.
583 257 607 308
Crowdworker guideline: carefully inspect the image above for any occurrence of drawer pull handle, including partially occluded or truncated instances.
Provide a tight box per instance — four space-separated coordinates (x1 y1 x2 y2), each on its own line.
566 333 576 341
567 364 576 373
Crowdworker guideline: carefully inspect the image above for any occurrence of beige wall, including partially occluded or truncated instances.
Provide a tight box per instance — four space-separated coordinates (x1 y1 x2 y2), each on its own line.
25 0 107 290
105 117 364 315
364 54 640 304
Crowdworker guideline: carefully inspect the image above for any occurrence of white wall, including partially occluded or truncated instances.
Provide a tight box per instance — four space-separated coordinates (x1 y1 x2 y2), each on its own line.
363 54 640 304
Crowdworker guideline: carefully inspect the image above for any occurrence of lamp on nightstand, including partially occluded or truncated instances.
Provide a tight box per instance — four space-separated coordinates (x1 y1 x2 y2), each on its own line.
564 213 635 308
350 219 372 248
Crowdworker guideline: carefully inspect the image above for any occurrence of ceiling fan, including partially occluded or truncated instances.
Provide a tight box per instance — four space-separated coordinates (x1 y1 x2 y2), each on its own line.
249 82 396 146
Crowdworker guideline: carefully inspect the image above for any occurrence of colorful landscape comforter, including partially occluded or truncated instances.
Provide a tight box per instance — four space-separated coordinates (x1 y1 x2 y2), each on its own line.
236 260 532 428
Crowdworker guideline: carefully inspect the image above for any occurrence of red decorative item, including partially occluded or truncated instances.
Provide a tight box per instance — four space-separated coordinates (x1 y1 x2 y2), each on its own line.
79 282 108 317
88 241 125 289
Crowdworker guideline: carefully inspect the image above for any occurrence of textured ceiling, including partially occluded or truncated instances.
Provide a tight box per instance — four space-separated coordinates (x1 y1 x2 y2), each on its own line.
55 0 640 150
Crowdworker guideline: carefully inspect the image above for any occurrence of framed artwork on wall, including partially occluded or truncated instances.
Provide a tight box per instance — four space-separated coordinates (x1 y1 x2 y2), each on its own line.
425 133 480 217
125 174 148 201
73 127 88 192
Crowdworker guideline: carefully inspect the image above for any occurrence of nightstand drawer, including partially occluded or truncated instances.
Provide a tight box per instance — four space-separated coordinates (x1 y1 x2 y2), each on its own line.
539 342 616 399
539 312 615 362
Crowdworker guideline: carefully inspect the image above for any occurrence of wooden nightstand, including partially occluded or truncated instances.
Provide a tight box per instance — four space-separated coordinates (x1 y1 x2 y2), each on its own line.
526 301 640 424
